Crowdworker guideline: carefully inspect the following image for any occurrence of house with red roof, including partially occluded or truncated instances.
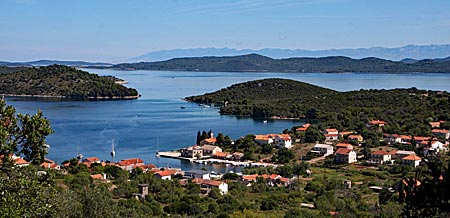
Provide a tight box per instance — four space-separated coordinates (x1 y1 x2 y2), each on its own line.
13 156 30 167
213 151 231 159
367 120 387 128
402 154 422 167
370 150 391 164
40 162 61 170
335 148 357 164
432 129 450 139
324 128 339 141
154 169 180 180
200 137 217 146
191 178 228 195
117 158 144 171
296 123 311 132
336 143 353 150
254 133 292 148
348 135 363 143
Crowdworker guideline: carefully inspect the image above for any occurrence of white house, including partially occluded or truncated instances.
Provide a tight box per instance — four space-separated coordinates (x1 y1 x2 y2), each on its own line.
370 150 391 164
154 169 179 180
335 148 357 164
324 129 339 141
312 144 334 157
275 134 292 149
402 154 422 168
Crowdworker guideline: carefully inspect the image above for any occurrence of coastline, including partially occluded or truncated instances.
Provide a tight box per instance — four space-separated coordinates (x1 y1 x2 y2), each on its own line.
1 94 141 100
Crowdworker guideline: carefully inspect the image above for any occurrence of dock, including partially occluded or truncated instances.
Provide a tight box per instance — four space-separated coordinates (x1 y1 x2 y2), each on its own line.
158 151 277 167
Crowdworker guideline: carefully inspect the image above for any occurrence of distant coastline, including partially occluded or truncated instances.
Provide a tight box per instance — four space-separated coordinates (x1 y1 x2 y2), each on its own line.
87 54 450 73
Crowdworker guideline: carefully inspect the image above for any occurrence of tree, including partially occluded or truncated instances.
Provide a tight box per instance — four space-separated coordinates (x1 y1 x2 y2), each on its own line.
305 125 324 143
0 99 20 167
0 99 53 166
18 110 53 165
196 131 201 145
216 132 225 145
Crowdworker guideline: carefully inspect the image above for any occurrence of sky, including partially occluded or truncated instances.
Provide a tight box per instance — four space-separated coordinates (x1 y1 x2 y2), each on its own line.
1 0 450 62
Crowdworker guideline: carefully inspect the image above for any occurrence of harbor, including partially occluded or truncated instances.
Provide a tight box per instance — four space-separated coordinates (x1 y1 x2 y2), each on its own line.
158 151 276 168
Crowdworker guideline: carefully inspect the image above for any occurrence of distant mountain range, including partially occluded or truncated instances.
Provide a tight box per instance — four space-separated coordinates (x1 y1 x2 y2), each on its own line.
129 44 450 62
0 60 111 67
108 54 450 73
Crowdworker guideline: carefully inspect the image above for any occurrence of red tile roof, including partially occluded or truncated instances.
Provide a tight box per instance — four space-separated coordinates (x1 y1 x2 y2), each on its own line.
325 128 338 133
302 123 311 128
432 129 450 134
84 157 100 162
117 158 144 166
429 122 441 127
14 157 29 165
203 137 217 144
213 152 229 158
368 120 387 125
336 148 352 155
372 150 390 155
155 169 178 177
192 178 223 186
40 163 59 169
90 174 104 180
402 154 421 161
336 143 352 149
296 127 308 131
348 135 362 139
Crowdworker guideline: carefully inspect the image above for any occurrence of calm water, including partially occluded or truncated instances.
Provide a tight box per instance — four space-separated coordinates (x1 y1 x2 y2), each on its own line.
6 70 450 171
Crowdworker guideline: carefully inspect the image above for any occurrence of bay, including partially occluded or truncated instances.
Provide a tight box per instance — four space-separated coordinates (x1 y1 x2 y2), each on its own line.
6 70 450 171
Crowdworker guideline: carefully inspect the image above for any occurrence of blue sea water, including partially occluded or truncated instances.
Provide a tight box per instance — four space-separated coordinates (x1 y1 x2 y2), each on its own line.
6 70 450 171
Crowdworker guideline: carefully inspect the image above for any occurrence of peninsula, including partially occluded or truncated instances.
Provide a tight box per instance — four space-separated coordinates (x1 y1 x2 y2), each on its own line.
186 78 450 135
0 65 139 100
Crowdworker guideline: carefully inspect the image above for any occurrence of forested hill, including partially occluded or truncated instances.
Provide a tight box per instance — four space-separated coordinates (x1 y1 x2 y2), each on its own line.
108 54 450 73
0 65 139 100
186 78 450 135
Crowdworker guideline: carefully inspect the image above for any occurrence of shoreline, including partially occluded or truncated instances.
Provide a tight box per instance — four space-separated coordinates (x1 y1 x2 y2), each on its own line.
2 94 141 100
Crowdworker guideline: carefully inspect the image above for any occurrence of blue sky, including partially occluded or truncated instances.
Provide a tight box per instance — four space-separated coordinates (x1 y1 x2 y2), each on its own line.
1 0 450 62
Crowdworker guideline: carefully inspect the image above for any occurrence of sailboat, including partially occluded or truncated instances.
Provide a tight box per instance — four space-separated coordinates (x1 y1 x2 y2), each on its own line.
155 136 160 158
110 139 116 162
76 145 83 160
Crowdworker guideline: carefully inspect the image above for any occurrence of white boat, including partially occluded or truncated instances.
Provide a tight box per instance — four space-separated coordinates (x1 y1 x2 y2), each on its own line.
110 139 116 161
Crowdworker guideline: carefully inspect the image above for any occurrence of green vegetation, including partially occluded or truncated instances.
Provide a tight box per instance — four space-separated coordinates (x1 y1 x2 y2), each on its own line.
1 93 449 217
187 78 450 136
109 54 450 73
0 65 139 99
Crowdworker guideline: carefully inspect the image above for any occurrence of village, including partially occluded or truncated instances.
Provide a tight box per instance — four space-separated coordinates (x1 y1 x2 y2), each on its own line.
7 118 449 206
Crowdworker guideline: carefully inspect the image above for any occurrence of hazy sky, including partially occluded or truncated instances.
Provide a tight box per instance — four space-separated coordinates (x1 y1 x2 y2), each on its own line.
1 0 450 62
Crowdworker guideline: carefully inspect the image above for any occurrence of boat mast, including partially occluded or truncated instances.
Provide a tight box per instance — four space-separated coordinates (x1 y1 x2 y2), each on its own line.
155 136 160 157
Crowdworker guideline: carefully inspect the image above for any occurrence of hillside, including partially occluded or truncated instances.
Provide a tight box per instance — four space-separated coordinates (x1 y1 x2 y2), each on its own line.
186 78 450 135
0 65 139 100
110 54 450 73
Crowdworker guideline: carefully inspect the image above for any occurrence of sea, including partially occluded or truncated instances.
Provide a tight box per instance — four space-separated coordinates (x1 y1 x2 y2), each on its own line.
6 70 450 172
